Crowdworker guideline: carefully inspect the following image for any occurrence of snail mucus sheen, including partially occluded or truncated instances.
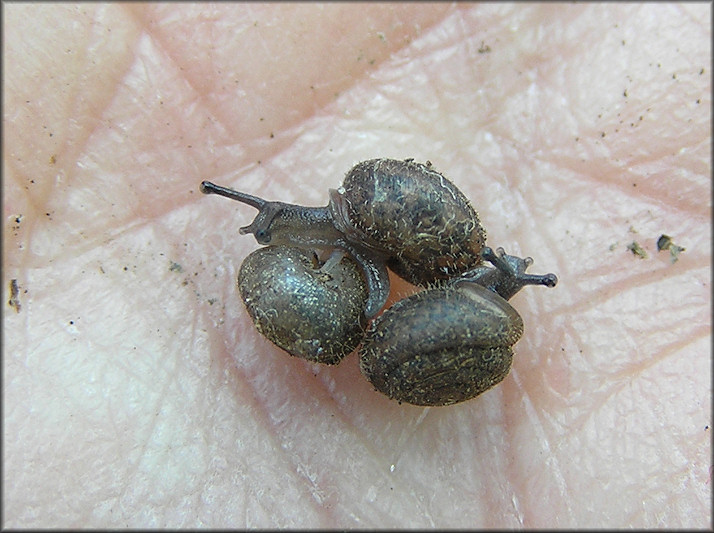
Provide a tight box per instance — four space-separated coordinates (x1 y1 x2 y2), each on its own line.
201 158 557 406
238 246 368 365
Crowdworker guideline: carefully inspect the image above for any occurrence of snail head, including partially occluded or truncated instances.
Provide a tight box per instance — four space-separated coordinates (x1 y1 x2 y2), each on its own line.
200 181 283 244
200 181 343 249
455 246 558 301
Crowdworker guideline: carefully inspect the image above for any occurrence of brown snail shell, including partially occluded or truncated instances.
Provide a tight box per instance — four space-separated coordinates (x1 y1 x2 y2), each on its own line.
330 158 487 286
359 247 557 406
360 283 522 406
238 245 368 365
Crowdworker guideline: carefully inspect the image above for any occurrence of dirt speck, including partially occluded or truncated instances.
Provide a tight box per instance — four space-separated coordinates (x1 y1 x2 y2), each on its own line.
656 234 685 263
8 279 21 313
626 241 647 259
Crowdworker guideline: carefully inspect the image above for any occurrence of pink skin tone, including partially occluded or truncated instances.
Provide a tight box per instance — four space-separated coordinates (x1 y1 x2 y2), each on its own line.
3 4 710 528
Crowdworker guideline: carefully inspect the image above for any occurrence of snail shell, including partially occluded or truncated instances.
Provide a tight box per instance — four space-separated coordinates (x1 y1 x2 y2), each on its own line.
238 245 368 365
329 158 487 286
201 158 487 317
359 247 557 406
359 283 522 406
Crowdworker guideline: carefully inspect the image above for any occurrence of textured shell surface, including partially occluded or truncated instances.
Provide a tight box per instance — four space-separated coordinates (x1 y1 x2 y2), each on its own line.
338 158 487 286
238 246 368 365
359 283 523 406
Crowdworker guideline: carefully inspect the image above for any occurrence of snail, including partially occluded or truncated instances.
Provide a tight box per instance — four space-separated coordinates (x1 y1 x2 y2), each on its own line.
237 245 368 365
201 158 486 318
359 247 558 406
201 159 559 405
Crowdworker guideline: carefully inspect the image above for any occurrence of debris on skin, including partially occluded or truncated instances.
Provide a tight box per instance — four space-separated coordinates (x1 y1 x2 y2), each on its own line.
169 261 183 273
656 234 673 251
8 279 21 313
656 234 685 263
626 241 648 259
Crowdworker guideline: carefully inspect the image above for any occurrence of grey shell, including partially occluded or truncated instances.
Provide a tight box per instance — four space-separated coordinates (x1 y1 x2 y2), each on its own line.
238 246 368 365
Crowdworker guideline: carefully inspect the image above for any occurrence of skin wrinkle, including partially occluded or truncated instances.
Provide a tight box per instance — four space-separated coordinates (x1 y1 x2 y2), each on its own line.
565 323 708 451
137 4 453 150
314 371 435 523
550 155 691 215
520 381 573 527
68 11 131 170
557 263 703 316
499 374 539 526
129 16 237 146
207 302 429 525
4 3 711 529
197 339 333 525
124 7 450 226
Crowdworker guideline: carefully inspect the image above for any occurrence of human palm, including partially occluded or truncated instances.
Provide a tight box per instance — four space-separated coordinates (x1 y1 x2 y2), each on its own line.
4 4 710 528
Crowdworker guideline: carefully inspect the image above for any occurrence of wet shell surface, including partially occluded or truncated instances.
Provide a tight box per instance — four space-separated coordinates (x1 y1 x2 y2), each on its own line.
238 245 368 365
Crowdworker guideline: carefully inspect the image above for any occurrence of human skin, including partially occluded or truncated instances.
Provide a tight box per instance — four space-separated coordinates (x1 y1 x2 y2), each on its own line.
3 3 711 528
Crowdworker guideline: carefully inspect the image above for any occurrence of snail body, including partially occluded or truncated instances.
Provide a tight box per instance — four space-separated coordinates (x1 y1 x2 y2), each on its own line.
359 247 557 406
238 245 368 365
201 158 486 317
